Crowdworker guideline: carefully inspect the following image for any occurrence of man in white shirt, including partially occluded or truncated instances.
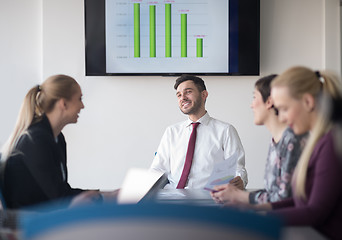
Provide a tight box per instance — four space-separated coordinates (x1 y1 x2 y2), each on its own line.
150 75 247 190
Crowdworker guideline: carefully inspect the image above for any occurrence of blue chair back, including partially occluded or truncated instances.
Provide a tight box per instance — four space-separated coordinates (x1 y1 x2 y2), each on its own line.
20 202 282 240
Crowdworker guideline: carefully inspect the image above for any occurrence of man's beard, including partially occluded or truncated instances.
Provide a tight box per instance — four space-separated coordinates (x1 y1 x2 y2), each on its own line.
180 99 202 115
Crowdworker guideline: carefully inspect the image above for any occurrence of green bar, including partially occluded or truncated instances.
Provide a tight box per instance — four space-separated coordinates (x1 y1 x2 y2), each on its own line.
165 4 171 57
134 3 140 58
181 14 187 57
150 5 156 57
197 38 203 57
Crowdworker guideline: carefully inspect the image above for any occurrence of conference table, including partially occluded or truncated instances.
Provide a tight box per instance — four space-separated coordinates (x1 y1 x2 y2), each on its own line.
154 189 327 240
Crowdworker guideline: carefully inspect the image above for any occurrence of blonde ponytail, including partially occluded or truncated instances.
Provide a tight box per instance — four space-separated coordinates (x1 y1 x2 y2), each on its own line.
1 86 42 161
294 114 330 199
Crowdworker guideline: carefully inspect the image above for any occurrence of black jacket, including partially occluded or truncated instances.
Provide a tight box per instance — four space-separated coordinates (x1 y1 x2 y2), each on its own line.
3 115 83 209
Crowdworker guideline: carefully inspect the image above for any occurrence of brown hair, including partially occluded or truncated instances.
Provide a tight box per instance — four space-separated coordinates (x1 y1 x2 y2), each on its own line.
255 74 278 102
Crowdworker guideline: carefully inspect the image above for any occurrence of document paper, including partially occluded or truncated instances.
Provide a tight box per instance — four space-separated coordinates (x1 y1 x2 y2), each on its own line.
203 152 238 191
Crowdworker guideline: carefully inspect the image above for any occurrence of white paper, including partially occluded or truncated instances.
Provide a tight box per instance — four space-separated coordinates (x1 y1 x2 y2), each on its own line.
203 152 238 191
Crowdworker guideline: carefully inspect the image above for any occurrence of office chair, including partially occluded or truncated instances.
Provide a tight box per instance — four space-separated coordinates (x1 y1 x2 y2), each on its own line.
20 202 282 240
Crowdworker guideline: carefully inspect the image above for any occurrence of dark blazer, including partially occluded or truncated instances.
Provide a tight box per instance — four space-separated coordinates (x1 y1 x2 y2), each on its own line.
3 115 83 209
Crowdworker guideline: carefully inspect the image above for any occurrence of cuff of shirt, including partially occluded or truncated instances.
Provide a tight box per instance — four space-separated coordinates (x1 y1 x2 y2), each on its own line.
248 191 258 204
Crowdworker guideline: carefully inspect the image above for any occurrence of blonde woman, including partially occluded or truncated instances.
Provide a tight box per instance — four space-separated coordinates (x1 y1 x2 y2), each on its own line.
1 75 110 210
266 66 341 239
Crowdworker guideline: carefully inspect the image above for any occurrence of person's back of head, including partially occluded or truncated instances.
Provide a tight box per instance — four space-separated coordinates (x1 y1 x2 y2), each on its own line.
36 75 79 120
320 95 342 160
255 74 279 116
255 74 278 102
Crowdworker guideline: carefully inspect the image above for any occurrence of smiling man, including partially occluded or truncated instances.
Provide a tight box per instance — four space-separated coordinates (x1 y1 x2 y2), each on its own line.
150 75 247 190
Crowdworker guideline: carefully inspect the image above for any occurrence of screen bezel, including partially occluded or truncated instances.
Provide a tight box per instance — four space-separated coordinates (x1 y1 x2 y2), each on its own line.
84 0 260 76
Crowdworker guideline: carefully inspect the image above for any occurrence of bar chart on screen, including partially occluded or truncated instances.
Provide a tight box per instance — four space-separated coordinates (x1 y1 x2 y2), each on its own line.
105 0 229 73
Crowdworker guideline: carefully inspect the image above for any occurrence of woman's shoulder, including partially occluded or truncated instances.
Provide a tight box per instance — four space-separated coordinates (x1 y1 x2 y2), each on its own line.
27 122 51 138
315 130 335 150
312 129 340 165
17 120 54 148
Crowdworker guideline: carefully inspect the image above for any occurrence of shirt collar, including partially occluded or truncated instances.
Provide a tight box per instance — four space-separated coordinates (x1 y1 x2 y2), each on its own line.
185 112 210 127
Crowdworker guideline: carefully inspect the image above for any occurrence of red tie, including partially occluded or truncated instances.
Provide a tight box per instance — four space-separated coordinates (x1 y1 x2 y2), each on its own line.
177 122 200 189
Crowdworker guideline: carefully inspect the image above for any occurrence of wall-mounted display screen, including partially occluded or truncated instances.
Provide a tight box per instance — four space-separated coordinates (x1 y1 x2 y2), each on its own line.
85 0 260 76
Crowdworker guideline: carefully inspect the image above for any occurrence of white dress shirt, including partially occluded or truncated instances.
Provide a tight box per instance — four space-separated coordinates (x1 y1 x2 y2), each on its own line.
151 112 247 189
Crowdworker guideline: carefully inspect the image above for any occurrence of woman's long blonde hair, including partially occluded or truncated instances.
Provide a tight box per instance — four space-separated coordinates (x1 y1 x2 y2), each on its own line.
271 66 342 200
1 75 78 162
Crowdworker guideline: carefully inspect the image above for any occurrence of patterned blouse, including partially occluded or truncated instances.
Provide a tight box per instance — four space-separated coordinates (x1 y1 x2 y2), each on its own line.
249 127 308 204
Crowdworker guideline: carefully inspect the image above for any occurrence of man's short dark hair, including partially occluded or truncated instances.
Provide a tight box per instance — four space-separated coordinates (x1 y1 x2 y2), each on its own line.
174 74 207 92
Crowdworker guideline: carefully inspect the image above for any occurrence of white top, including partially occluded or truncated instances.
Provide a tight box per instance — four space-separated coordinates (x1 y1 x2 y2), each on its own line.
150 112 247 189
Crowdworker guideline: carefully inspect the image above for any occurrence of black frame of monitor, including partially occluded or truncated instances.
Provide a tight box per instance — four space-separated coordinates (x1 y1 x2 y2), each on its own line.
84 0 260 76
